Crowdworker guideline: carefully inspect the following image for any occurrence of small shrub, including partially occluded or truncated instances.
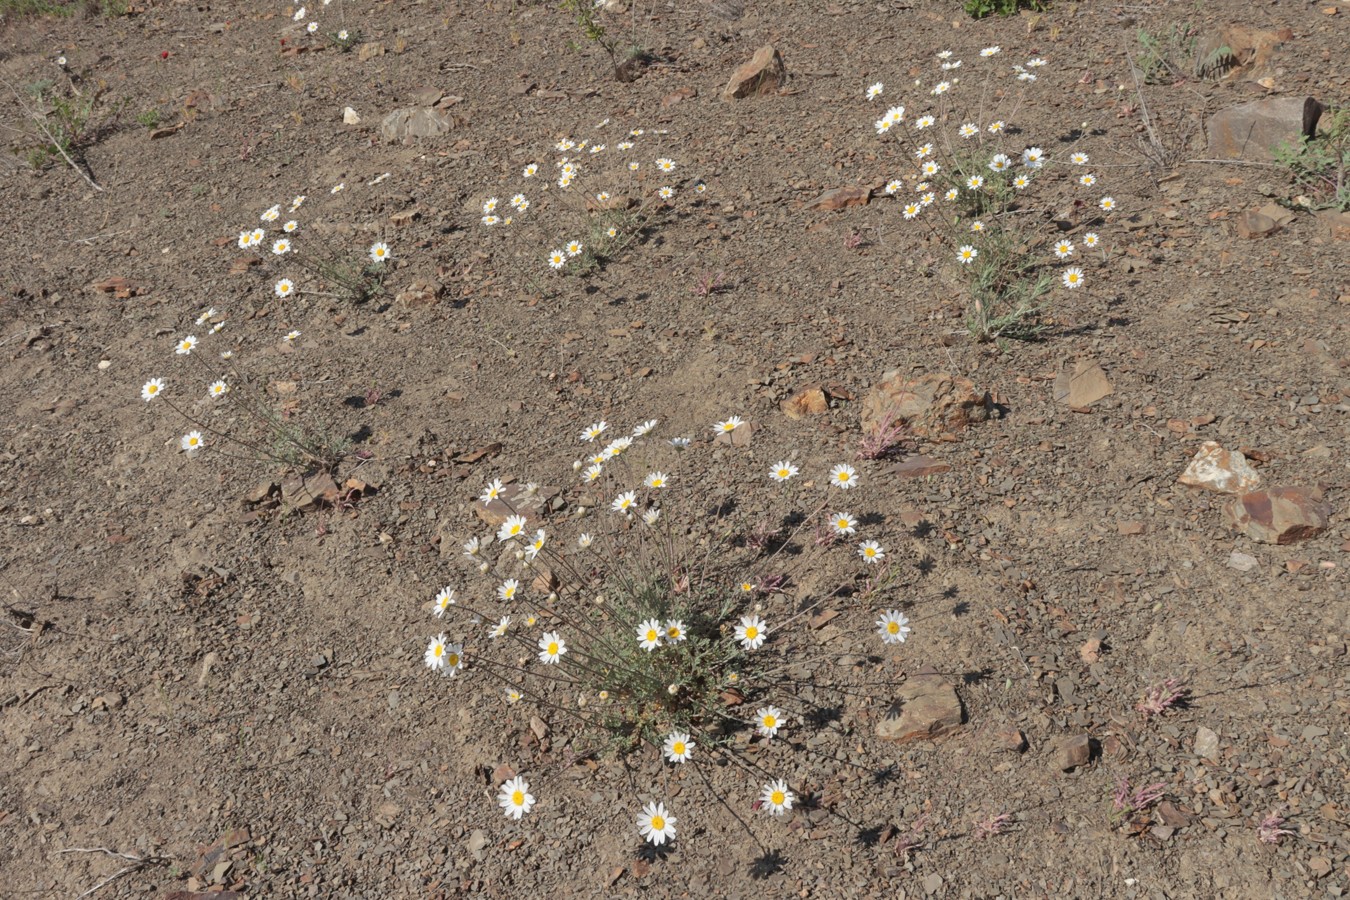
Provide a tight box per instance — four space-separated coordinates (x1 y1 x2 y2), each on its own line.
421 419 919 852
963 0 1048 19
1274 107 1350 212
866 48 1115 343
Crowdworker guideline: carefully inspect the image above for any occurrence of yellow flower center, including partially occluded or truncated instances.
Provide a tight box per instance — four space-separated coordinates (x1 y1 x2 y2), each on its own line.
646 630 658 641
865 548 876 557
447 653 459 667
504 587 515 599
771 790 785 806
667 629 680 639
547 642 558 655
650 815 665 830
745 626 758 640
512 790 524 805
838 473 850 482
763 715 776 728
672 742 685 756
433 645 443 657
888 622 900 634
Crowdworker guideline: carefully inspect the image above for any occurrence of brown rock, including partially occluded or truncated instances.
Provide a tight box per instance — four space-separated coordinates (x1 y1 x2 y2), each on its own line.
861 372 992 438
1178 441 1261 494
994 728 1028 753
1206 97 1309 161
781 386 829 419
1236 203 1295 239
713 421 754 448
721 45 784 101
876 675 963 743
1224 486 1331 544
661 86 697 108
806 186 872 211
1315 209 1350 241
1236 209 1277 239
1079 639 1102 664
396 280 443 308
893 455 951 478
1052 359 1113 408
1055 734 1093 771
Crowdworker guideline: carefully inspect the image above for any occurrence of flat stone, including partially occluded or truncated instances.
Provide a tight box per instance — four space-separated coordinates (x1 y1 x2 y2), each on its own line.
1224 486 1331 544
1178 441 1261 494
342 106 361 125
1194 726 1219 760
380 107 456 144
1226 551 1259 572
1052 359 1113 409
721 45 784 101
806 186 872 211
1206 97 1311 161
474 483 547 529
1054 734 1092 771
876 675 963 743
862 371 991 438
893 455 952 479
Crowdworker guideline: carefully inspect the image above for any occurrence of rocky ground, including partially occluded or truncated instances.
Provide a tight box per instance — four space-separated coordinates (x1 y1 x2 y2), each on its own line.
0 0 1347 897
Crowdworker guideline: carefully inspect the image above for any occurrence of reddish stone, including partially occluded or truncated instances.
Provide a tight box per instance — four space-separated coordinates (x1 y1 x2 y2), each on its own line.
1224 486 1331 544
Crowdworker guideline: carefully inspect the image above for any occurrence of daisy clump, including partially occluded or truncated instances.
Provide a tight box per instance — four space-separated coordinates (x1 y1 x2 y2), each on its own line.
472 122 709 297
235 192 389 305
137 300 354 478
419 415 919 856
866 50 1116 342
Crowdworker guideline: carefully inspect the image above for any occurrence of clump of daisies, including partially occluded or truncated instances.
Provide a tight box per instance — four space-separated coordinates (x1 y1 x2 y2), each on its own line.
420 415 917 852
286 2 361 52
138 305 352 476
237 191 389 305
868 49 1115 342
473 122 708 295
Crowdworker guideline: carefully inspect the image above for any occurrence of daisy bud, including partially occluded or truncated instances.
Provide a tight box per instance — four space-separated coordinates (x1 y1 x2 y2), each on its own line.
547 592 558 602
667 684 679 695
478 562 490 574
515 550 525 561
572 459 583 471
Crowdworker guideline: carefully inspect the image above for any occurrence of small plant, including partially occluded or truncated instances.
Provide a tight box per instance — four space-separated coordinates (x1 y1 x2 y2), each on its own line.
866 48 1115 344
1110 777 1166 829
138 317 353 478
1133 22 1227 86
856 410 911 461
691 270 725 297
963 0 1048 18
330 26 361 52
136 108 161 129
890 814 930 860
1274 107 1350 212
4 67 122 189
1256 809 1294 846
558 0 650 81
1136 677 1188 716
472 126 707 298
235 191 389 304
972 812 1012 840
421 419 918 856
